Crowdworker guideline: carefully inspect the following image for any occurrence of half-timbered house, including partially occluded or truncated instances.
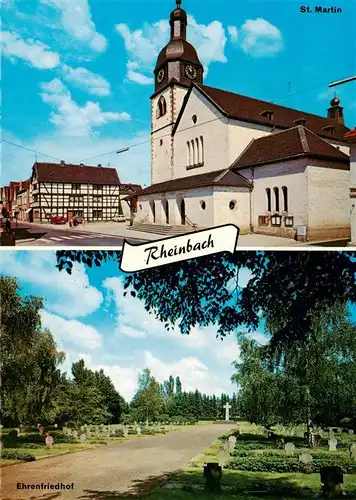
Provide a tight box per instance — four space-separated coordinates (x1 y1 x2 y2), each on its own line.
30 161 122 223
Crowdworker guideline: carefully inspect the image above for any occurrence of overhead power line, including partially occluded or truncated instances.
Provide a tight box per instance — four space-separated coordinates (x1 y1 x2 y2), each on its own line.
2 139 62 161
3 77 347 166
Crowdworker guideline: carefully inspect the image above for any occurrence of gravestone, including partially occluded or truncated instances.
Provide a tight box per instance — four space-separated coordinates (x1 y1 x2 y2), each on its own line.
299 453 313 465
123 426 129 438
349 429 354 435
72 430 78 439
80 433 87 444
80 426 85 433
219 449 229 467
328 437 337 452
223 402 231 421
45 434 54 448
228 436 236 453
66 428 72 436
137 426 141 436
284 442 295 456
62 427 68 435
204 463 222 493
320 466 343 498
349 443 356 459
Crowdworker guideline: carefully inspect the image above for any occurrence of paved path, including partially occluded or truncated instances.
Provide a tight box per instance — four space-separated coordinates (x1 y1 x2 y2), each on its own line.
14 222 148 247
2 424 235 499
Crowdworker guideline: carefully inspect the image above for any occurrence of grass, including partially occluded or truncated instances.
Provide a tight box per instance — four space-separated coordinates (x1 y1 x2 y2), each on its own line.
148 422 356 500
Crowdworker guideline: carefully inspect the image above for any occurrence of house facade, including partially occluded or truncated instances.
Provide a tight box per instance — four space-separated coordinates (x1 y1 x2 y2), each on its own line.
30 161 123 223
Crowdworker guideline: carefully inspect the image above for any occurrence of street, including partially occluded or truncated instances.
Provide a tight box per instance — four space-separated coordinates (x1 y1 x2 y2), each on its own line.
13 222 148 247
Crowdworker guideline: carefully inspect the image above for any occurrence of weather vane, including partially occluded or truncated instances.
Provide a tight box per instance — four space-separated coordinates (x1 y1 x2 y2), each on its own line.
176 0 182 8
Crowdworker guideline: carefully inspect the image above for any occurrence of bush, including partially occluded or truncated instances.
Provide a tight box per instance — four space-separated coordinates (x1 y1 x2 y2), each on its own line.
1 450 36 462
228 453 356 474
8 430 18 439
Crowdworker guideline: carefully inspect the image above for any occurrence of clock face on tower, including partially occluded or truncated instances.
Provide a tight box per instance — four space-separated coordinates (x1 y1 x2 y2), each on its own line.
156 68 165 84
185 64 197 80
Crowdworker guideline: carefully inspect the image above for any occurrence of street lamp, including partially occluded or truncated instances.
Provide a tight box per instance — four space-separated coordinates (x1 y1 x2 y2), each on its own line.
329 76 356 87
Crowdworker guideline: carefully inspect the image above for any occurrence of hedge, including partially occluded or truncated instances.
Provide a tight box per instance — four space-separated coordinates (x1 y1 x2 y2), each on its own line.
228 454 356 474
1 450 36 462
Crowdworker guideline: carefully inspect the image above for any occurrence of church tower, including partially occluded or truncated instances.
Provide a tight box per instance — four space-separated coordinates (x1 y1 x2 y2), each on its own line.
151 0 204 185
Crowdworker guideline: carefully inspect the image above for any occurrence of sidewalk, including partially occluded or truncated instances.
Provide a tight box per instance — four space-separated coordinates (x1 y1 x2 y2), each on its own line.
28 221 167 242
32 222 300 247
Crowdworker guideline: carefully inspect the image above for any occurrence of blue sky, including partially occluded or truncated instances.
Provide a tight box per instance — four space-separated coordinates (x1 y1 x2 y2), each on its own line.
1 250 268 401
2 0 355 186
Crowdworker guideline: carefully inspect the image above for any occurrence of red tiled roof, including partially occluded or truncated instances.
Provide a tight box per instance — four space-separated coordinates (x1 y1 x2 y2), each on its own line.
231 126 349 169
344 128 356 142
120 183 142 192
33 162 121 185
194 84 350 141
134 169 251 197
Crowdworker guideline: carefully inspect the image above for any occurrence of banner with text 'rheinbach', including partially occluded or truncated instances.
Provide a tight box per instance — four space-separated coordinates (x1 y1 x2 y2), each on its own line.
120 224 239 272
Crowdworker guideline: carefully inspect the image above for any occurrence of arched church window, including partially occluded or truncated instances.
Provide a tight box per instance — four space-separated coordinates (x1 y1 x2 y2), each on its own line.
187 141 191 166
191 140 196 165
200 136 204 165
200 200 206 210
192 115 197 124
266 188 271 212
273 187 280 212
195 138 200 164
282 186 288 212
157 96 167 118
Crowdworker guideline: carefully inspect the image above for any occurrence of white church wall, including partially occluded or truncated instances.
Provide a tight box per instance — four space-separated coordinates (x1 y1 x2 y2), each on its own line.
173 88 229 180
227 120 272 166
151 86 174 185
239 160 308 235
173 86 189 122
306 163 350 240
212 187 250 233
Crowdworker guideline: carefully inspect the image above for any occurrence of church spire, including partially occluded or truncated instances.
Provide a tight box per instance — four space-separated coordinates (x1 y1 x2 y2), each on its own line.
170 0 187 40
327 95 344 125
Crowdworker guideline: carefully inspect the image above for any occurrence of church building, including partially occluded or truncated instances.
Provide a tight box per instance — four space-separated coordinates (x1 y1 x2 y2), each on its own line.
133 0 351 242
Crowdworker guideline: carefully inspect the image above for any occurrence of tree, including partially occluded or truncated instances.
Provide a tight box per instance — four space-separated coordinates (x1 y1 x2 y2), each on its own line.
93 369 127 423
233 303 356 433
131 368 164 422
175 376 182 393
56 251 356 355
0 277 65 425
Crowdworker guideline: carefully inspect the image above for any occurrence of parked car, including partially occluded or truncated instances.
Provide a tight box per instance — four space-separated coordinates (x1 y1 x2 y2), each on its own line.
50 215 67 225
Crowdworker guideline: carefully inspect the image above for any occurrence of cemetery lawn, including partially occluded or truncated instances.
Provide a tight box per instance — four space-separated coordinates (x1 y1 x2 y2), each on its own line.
149 423 356 499
0 443 106 467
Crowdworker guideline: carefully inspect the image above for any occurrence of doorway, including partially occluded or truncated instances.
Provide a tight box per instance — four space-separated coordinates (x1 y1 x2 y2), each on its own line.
150 200 156 223
179 198 186 225
162 199 169 224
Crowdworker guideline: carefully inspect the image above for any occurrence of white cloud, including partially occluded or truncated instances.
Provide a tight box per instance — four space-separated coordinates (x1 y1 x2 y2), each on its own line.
103 276 219 350
116 15 228 84
227 26 238 43
2 128 150 187
40 0 107 52
1 31 60 69
41 310 102 349
0 251 103 318
39 78 130 136
143 351 229 396
61 64 111 96
126 61 154 85
239 18 283 57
